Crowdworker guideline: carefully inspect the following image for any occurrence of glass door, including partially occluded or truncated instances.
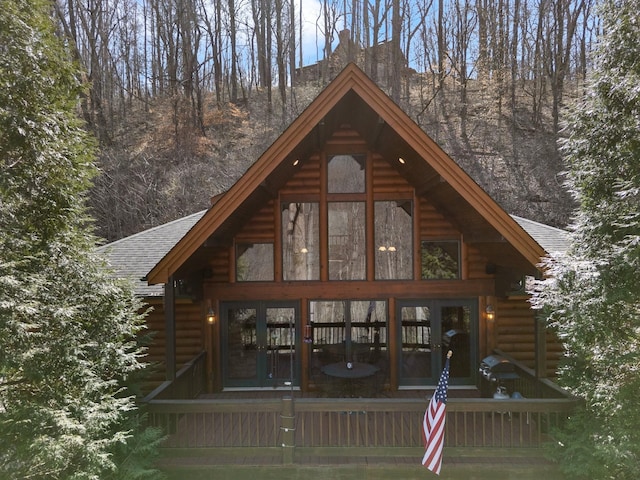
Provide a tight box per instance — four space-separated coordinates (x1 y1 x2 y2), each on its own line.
397 303 435 385
309 300 389 385
397 299 476 386
222 301 299 388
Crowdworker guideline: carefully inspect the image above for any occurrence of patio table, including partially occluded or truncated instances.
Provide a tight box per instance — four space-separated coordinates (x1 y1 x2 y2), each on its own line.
322 361 379 379
321 361 379 396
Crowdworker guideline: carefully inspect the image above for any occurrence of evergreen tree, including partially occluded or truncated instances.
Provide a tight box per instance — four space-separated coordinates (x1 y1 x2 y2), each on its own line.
0 1 163 478
532 0 640 478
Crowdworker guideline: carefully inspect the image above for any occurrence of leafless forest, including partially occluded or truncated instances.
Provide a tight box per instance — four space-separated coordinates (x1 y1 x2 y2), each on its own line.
52 0 597 242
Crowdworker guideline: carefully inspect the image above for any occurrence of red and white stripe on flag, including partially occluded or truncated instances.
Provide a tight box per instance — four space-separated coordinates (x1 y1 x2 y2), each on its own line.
421 356 450 475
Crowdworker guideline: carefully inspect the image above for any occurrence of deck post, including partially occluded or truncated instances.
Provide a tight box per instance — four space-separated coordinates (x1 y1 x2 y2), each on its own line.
280 396 295 464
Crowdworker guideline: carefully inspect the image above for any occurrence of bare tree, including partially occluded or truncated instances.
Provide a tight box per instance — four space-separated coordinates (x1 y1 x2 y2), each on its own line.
48 0 595 239
547 0 586 132
390 0 402 101
275 0 288 115
451 0 477 138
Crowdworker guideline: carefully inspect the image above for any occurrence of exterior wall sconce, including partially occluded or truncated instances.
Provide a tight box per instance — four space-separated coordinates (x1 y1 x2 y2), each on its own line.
485 305 495 322
206 307 216 324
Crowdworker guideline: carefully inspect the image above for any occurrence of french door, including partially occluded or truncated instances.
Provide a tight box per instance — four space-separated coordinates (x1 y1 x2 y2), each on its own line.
221 301 300 388
397 299 477 386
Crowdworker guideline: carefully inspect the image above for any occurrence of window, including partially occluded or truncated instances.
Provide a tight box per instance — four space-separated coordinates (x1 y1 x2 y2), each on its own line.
420 241 460 279
309 299 388 369
282 202 320 280
328 202 366 280
375 201 413 279
236 243 274 281
327 154 365 193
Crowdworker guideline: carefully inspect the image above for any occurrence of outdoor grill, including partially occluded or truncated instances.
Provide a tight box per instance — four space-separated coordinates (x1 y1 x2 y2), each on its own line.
479 354 519 397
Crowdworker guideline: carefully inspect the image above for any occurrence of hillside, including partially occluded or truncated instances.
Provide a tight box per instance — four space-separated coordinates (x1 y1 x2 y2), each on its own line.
89 73 575 244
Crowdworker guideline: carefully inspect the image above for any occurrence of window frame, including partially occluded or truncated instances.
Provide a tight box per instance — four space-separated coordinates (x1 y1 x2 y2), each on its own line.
419 239 461 280
235 242 275 282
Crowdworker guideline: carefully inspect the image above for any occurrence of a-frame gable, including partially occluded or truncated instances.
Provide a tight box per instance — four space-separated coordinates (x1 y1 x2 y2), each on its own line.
147 63 544 284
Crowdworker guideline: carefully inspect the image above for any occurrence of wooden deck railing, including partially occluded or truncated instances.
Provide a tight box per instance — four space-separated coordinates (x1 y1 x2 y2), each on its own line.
294 397 576 449
144 394 579 464
142 350 206 401
494 349 570 399
142 350 580 464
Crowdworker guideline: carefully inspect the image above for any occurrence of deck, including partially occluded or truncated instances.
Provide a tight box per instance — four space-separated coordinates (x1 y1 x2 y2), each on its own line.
144 351 578 470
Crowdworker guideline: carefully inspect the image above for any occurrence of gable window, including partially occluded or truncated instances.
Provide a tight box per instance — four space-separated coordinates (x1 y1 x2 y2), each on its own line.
420 240 460 279
328 202 366 280
327 154 365 193
375 200 413 279
282 202 320 281
236 243 274 281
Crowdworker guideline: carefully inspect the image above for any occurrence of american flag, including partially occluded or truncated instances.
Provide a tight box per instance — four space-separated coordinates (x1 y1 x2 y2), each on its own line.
422 354 451 475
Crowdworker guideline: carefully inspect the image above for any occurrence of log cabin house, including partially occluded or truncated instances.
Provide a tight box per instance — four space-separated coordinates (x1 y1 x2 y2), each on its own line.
99 64 576 468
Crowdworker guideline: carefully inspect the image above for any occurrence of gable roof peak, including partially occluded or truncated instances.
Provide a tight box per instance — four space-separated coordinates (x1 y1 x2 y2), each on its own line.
146 64 546 284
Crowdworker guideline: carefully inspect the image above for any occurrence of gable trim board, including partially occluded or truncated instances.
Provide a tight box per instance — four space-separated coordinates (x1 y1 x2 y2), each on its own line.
145 63 548 285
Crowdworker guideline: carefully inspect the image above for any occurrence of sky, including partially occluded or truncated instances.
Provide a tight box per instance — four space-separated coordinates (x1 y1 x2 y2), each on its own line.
297 0 328 66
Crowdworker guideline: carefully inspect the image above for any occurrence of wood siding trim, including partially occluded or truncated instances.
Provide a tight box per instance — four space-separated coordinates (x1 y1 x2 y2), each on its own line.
413 191 421 280
319 152 328 282
494 296 560 373
366 153 375 281
204 279 494 300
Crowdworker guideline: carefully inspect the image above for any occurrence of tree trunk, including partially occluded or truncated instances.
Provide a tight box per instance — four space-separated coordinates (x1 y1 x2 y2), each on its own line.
391 0 402 101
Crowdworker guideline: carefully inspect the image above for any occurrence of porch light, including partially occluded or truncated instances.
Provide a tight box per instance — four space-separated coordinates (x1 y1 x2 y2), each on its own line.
300 247 308 254
206 307 216 324
398 157 406 164
485 305 495 322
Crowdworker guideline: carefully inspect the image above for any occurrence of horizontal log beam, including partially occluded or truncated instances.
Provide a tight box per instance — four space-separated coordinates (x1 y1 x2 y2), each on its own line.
205 279 494 300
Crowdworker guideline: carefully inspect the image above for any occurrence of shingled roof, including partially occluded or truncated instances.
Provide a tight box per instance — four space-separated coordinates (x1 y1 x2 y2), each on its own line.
97 210 205 296
511 215 570 255
97 210 568 296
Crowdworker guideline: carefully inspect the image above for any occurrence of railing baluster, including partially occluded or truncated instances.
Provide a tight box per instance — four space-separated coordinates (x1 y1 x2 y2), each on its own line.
482 410 487 446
